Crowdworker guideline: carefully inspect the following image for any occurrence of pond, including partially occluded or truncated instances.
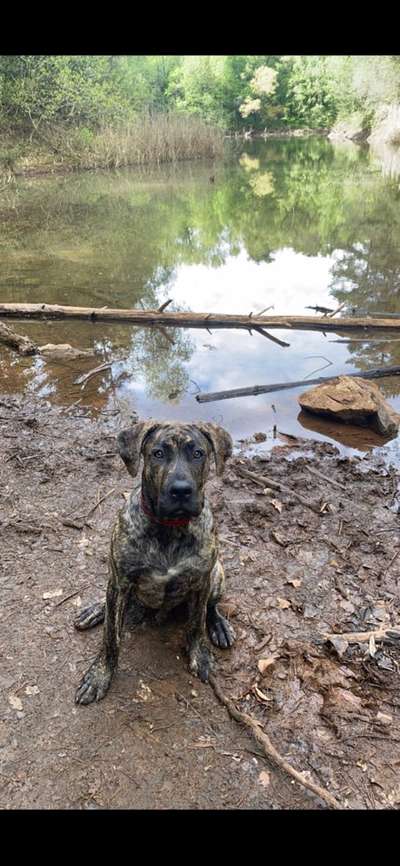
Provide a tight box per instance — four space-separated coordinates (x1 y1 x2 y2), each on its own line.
1 136 400 459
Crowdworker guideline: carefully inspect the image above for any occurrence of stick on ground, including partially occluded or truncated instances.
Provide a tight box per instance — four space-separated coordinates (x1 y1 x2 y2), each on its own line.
237 465 321 513
323 625 400 644
305 465 347 491
208 673 341 809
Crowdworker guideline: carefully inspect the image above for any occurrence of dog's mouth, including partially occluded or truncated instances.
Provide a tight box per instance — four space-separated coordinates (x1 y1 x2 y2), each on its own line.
160 501 201 519
141 488 202 523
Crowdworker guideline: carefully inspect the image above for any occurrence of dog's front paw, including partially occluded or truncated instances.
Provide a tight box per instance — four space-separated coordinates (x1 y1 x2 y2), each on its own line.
74 602 105 631
207 608 236 649
75 659 113 705
188 642 213 683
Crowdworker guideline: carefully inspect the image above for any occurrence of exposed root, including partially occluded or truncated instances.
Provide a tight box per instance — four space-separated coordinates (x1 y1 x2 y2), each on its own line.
208 673 342 810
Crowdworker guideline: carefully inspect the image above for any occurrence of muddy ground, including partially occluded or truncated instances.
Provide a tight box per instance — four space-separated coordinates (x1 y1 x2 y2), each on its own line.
1 394 400 810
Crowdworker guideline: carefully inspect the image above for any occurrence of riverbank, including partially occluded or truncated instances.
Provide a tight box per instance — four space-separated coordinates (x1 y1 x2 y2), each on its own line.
0 121 333 183
226 127 329 140
1 392 399 809
0 116 224 182
329 104 400 149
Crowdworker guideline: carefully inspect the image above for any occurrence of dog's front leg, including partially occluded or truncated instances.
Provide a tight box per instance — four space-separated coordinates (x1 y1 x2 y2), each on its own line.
186 577 213 683
75 561 130 705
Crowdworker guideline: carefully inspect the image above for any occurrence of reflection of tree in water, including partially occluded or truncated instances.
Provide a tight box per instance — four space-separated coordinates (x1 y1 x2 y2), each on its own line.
328 198 400 391
122 326 194 403
330 239 400 314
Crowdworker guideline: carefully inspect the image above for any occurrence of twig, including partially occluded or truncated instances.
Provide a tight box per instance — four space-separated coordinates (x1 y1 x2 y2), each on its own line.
74 362 113 388
208 674 341 809
323 626 400 644
54 586 89 608
236 466 320 513
156 326 174 345
174 690 216 735
253 326 290 348
258 305 274 316
303 355 333 379
378 548 400 581
304 465 346 491
84 487 116 520
327 303 346 318
158 299 173 313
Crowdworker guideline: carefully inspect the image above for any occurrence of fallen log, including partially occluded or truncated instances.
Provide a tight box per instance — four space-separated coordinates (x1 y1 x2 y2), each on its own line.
3 302 400 334
196 365 400 403
0 321 37 355
0 320 95 361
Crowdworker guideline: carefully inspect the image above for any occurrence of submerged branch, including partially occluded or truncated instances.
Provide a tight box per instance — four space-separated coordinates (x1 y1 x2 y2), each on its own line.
196 365 400 403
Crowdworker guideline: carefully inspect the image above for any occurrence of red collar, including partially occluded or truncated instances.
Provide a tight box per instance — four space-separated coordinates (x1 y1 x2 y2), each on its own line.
140 492 191 528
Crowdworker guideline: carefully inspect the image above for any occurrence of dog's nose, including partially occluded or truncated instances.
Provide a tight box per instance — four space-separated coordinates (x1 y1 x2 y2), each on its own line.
169 480 193 501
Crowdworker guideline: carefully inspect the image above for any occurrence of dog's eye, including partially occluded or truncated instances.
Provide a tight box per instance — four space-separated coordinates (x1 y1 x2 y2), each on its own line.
153 449 164 459
193 449 204 459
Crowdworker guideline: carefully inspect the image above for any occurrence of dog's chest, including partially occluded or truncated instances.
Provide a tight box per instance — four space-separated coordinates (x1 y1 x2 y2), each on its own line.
135 569 203 609
134 533 204 609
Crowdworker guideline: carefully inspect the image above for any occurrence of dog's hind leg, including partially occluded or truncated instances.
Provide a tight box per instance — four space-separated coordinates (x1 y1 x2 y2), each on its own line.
206 559 236 649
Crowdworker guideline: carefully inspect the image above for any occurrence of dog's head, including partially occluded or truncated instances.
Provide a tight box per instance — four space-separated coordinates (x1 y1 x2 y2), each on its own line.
117 420 232 519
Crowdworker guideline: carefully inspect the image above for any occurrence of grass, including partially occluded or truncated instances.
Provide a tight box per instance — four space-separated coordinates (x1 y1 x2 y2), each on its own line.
0 114 224 179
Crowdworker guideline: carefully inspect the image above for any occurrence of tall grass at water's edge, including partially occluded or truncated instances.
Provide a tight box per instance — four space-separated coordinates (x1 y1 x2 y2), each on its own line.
0 115 225 179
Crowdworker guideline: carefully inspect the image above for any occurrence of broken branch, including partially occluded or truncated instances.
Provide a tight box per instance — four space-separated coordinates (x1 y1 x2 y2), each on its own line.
158 299 173 313
253 326 290 347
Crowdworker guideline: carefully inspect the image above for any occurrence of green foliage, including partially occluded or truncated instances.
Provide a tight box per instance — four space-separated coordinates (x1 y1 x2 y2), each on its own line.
0 56 128 127
282 56 337 128
1 55 400 141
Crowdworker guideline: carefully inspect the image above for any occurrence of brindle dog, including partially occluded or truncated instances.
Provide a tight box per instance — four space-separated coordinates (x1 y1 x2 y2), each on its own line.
74 421 235 705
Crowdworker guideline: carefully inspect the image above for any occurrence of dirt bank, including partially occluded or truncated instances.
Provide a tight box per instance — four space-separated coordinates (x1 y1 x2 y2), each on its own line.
1 394 400 810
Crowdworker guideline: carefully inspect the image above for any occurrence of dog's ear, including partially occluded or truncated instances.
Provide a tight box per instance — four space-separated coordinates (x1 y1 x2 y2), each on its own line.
196 423 233 476
117 421 160 477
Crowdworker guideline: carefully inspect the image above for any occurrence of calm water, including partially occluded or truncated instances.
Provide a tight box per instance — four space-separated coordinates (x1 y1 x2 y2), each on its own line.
2 136 400 458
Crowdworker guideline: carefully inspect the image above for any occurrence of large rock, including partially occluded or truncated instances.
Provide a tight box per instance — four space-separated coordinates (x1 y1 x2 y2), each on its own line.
38 344 95 360
298 376 400 438
328 117 369 143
